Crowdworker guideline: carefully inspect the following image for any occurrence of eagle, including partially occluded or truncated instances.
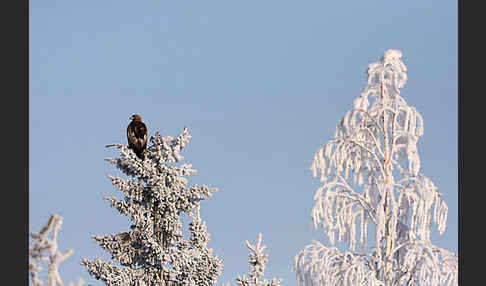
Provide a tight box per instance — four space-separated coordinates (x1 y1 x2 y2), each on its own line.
127 114 148 160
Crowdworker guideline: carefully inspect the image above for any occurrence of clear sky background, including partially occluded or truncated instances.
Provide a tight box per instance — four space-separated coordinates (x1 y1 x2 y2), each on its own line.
29 1 457 285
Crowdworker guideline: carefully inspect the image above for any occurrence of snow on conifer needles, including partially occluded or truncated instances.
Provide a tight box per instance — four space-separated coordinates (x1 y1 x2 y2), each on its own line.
82 128 222 286
235 234 281 286
294 50 457 286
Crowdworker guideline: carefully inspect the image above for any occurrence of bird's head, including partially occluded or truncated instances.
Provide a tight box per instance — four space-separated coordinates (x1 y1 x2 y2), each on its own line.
130 114 142 122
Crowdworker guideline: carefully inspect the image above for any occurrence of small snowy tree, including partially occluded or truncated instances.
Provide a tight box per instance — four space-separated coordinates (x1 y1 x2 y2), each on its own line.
234 233 281 286
293 50 458 286
29 214 84 286
81 128 222 286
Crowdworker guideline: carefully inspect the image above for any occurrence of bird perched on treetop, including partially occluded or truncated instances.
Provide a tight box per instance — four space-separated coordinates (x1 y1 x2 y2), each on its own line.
127 114 147 160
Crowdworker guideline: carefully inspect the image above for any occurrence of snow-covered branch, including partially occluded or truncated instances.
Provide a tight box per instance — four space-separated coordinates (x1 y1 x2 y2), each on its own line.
29 214 84 286
294 240 382 286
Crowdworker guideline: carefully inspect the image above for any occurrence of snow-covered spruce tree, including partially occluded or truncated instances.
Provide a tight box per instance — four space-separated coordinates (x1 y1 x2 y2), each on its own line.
293 50 458 286
81 128 222 286
234 234 281 286
29 214 84 286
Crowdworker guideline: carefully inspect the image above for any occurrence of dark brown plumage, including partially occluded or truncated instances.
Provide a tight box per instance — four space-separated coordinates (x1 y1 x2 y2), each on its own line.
127 114 147 160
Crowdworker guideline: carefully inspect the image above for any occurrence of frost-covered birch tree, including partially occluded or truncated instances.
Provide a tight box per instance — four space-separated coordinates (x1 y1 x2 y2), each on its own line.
293 50 458 286
29 214 84 286
81 128 222 286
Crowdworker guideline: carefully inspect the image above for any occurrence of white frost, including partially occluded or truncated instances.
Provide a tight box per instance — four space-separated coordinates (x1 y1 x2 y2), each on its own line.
294 50 457 286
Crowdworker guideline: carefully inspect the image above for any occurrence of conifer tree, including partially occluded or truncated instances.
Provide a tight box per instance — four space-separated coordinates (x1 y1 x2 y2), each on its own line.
293 50 458 286
81 128 222 286
234 233 281 286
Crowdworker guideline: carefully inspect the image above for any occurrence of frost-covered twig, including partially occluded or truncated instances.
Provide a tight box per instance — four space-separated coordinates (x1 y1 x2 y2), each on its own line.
29 214 84 286
294 240 383 286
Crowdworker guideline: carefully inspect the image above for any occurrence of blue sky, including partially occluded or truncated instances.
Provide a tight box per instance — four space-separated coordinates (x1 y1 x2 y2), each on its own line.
29 1 457 285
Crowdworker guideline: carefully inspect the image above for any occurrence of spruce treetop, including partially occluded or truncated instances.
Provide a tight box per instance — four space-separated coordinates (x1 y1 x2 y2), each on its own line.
82 128 222 286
